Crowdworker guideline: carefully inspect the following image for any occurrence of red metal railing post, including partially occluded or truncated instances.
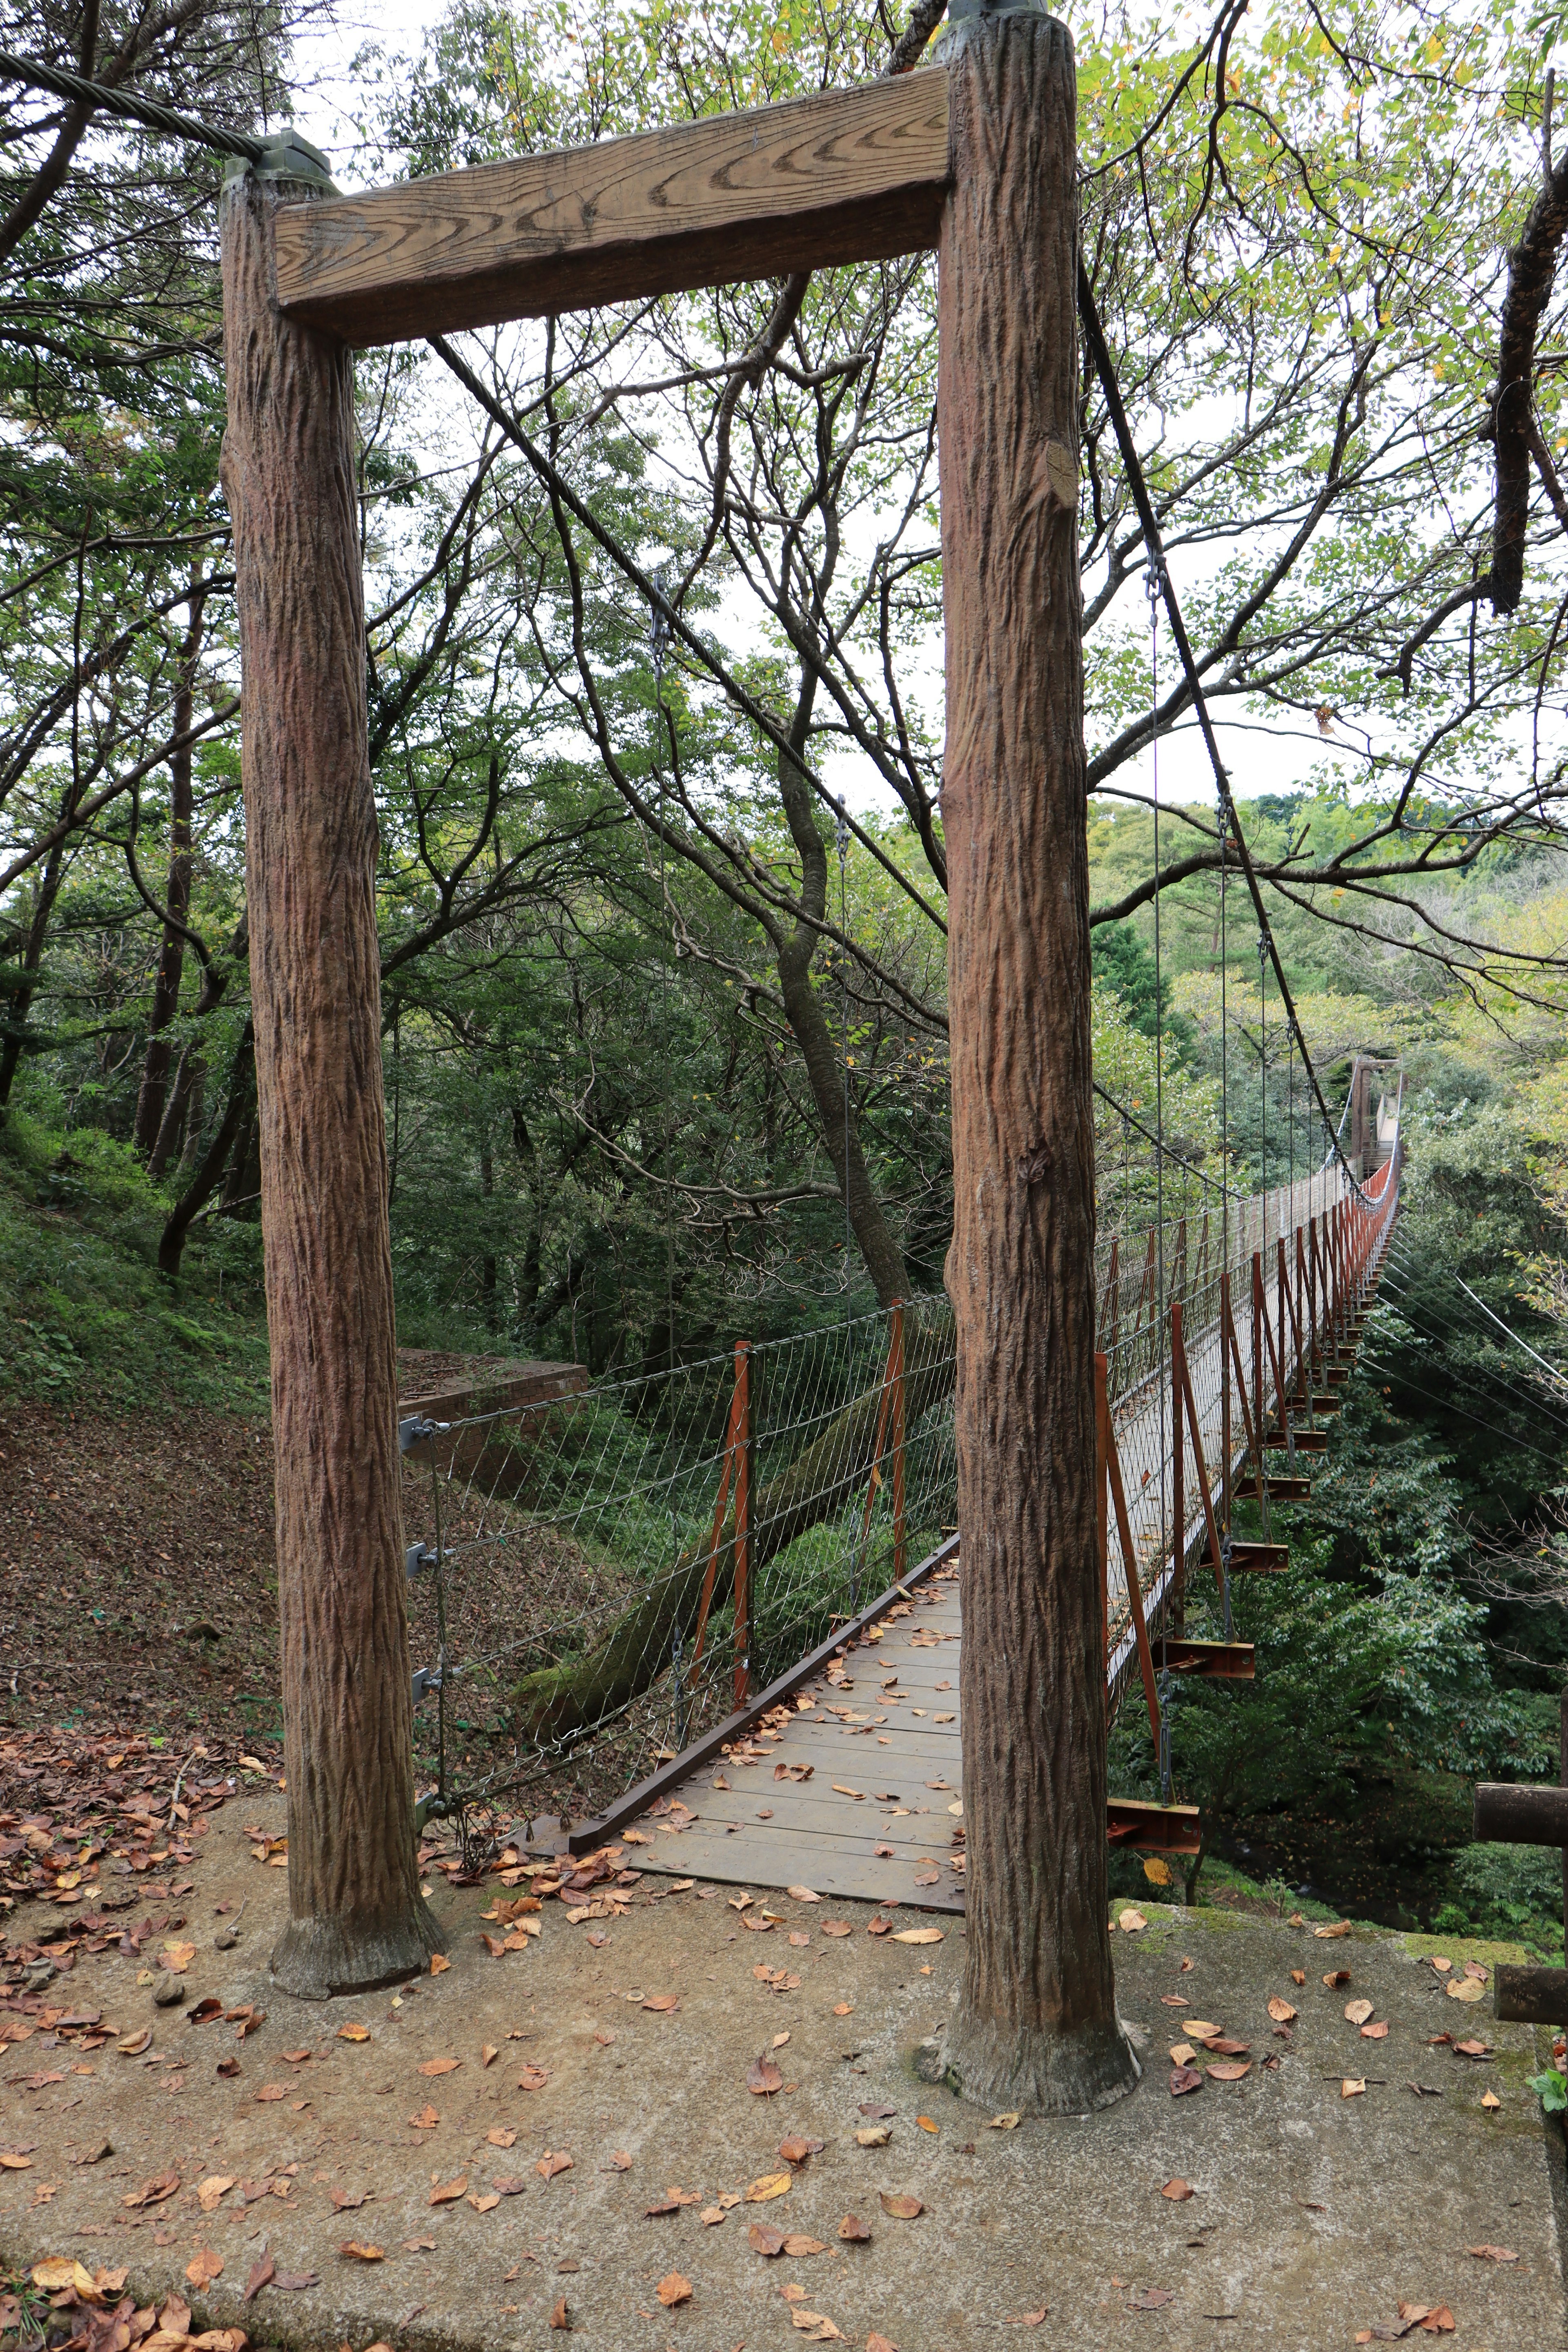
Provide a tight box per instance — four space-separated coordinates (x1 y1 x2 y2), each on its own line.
733 1340 751 1709
1220 1265 1233 1527
1172 1300 1185 1632
1252 1250 1267 1500
890 1299 906 1581
1095 1350 1110 1668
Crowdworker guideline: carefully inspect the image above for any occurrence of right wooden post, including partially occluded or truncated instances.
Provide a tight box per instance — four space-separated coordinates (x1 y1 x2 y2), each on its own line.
933 0 1138 2113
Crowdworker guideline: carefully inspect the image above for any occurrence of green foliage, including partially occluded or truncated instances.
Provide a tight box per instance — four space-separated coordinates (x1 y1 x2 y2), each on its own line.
1528 2067 1568 2114
1435 1842 1566 1959
0 1114 267 1413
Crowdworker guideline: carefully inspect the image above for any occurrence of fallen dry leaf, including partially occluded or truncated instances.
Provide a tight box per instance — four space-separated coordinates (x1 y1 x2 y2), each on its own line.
749 2222 786 2256
643 1993 680 2013
1314 1921 1352 1939
243 2253 275 2302
880 2191 923 2219
840 2213 872 2241
1481 2090 1502 2111
1345 1999 1374 2026
1323 1970 1352 1989
340 2241 385 2261
1118 1908 1147 1932
537 2152 573 2181
487 2127 517 2149
855 2125 891 2148
746 2170 793 2202
1161 2179 1194 2201
410 2104 440 2130
1130 2287 1175 2310
481 2044 499 2068
915 2115 939 2133
197 2176 236 2213
1446 1978 1486 2004
1169 2067 1203 2096
1362 2022 1390 2041
429 2176 468 2205
784 2233 826 2256
988 2111 1020 2131
430 1953 450 1974
1290 1969 1306 1986
657 2272 693 2307
1267 1998 1298 2024
549 2294 570 2330
337 2022 371 2043
469 2192 501 2213
116 2029 152 2056
747 2054 785 2097
329 2188 368 2211
1341 2078 1366 2099
419 2056 461 2076
700 2205 725 2225
821 1921 852 1938
518 2064 549 2090
1466 2245 1519 2262
185 2248 223 2288
893 1927 943 1945
1207 2061 1252 2081
788 1886 820 1902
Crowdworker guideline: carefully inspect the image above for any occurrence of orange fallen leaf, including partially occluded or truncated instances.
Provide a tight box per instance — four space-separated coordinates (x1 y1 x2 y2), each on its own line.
1467 2244 1518 2262
340 2241 385 2261
429 2176 468 2205
481 2043 499 2067
468 2192 501 2212
419 2057 461 2076
1206 2061 1252 2081
1361 2021 1389 2040
747 2054 784 2097
487 2127 517 2149
839 2213 872 2241
409 2104 440 2129
538 2151 573 2181
196 2176 235 2214
337 2023 371 2043
1481 2090 1501 2111
643 1993 680 2013
893 1927 943 1945
746 2170 792 2202
880 2192 923 2219
657 2272 693 2307
915 2115 939 2132
430 1954 451 1974
1344 1999 1374 2026
1341 2078 1365 2099
185 2248 223 2288
549 2295 570 2329
518 2064 549 2090
1266 1998 1297 2023
1160 2179 1194 2201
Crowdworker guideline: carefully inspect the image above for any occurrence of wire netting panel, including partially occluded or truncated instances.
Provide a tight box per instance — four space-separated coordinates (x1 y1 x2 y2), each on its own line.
403 1297 956 1825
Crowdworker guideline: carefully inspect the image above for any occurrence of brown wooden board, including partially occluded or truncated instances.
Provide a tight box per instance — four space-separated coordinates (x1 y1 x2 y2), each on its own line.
274 74 951 345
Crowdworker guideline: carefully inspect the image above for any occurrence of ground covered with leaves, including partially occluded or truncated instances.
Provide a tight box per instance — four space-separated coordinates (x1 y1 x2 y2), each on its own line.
0 1774 1564 2352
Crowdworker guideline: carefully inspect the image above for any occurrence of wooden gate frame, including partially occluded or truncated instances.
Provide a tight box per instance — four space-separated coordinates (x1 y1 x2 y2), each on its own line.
220 0 1105 1980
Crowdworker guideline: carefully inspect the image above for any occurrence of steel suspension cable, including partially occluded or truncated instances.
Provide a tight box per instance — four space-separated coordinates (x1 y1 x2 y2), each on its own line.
0 48 267 160
1077 264 1370 1203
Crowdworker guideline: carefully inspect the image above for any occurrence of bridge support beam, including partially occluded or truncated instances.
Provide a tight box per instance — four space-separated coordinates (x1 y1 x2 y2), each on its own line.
935 1 1138 2116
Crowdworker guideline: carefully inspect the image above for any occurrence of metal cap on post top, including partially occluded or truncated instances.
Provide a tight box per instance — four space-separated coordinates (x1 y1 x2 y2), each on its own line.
223 125 336 193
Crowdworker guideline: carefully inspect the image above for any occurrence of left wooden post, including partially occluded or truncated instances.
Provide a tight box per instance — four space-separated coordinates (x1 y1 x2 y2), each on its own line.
220 134 443 1997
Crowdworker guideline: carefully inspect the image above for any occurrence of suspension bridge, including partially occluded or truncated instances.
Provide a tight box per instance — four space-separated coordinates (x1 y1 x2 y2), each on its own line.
499 1059 1403 1906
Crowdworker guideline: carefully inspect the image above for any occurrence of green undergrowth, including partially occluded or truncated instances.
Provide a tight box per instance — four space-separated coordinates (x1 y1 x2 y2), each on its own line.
0 1109 270 1413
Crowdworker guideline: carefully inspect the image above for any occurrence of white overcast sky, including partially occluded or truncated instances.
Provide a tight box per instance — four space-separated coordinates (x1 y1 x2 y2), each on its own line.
279 1 1416 823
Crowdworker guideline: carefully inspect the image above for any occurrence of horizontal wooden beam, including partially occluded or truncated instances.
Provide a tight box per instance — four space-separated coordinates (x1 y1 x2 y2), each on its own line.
1494 1963 1568 2024
1151 1638 1255 1680
1473 1781 1568 1847
274 73 950 347
1107 1797 1202 1855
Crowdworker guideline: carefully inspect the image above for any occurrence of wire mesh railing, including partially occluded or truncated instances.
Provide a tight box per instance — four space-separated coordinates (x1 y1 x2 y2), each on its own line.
402 1105 1401 1853
400 1296 958 1833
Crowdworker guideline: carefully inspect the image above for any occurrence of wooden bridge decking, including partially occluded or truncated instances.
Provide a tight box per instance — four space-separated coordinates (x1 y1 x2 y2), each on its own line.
596 1157 1399 1909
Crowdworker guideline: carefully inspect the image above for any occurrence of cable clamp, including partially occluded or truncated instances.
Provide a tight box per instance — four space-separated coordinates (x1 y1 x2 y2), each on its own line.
399 1414 439 1454
406 1542 438 1581
412 1664 443 1704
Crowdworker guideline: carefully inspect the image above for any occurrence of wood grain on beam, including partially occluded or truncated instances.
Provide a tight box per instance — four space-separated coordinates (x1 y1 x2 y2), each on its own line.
274 73 950 346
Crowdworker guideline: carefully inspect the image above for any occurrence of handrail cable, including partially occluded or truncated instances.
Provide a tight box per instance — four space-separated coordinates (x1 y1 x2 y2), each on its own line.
0 47 267 161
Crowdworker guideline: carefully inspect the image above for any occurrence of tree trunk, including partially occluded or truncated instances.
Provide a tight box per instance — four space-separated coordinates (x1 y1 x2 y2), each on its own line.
0 832 67 1109
157 1022 255 1278
221 163 440 1996
930 4 1137 2116
134 575 206 1156
771 668 910 1309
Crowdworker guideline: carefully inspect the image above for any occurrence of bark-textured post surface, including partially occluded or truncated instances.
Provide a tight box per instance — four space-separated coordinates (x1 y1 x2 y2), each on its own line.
931 0 1138 2114
220 157 441 1997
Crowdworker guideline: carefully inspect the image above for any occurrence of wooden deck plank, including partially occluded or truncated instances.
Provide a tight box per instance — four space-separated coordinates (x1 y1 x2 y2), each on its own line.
274 73 950 345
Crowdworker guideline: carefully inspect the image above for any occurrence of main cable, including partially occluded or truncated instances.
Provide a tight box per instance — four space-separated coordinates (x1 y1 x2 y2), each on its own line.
0 48 266 160
1077 263 1369 1202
